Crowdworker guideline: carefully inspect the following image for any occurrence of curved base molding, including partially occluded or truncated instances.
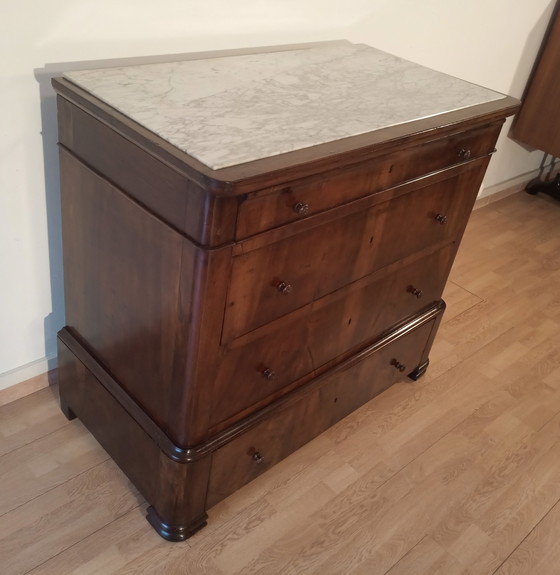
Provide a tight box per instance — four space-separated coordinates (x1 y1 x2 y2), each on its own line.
146 507 207 542
408 359 430 381
57 303 443 540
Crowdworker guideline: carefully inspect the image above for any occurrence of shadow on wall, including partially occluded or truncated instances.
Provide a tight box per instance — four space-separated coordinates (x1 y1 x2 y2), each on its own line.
35 65 65 368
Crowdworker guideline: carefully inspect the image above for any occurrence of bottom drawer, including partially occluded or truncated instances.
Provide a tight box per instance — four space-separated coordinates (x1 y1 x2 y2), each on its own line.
206 312 439 508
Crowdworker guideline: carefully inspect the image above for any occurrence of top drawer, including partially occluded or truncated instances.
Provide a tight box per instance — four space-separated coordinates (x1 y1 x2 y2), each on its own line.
235 122 502 238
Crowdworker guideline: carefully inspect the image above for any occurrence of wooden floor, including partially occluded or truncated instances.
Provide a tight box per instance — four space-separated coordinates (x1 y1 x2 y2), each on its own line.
3 191 560 574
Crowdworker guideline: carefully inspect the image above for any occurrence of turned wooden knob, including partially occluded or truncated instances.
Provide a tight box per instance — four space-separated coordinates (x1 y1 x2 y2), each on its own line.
458 148 472 160
262 368 276 380
252 450 265 464
409 286 423 299
435 214 448 225
277 281 293 295
293 202 310 216
391 359 406 372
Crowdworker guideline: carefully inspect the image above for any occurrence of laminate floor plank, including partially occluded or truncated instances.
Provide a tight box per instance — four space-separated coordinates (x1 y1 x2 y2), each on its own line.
358 315 560 465
26 505 156 575
494 499 560 574
431 417 560 570
308 379 560 574
441 280 484 323
0 385 67 457
0 421 109 516
384 535 466 575
0 460 143 575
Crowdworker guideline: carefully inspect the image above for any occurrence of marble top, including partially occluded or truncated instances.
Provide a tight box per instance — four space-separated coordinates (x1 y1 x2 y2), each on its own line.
64 42 506 170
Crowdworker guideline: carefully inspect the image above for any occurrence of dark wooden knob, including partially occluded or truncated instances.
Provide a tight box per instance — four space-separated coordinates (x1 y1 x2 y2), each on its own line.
252 450 264 464
294 202 310 216
435 214 448 225
391 359 406 372
262 368 276 380
277 281 293 295
458 148 472 160
409 286 423 299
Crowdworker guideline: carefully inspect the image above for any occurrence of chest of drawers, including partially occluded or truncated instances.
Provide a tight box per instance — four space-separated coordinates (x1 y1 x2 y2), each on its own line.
53 42 518 540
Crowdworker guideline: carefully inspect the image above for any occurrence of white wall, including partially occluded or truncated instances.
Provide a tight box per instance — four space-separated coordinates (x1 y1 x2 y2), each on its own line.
0 0 556 391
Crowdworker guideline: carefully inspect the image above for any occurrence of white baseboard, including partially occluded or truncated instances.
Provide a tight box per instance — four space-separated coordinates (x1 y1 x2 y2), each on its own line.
479 162 559 199
474 165 559 209
479 170 536 200
0 354 57 392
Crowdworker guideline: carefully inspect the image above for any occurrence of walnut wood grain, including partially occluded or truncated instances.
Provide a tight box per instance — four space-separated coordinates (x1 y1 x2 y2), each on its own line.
211 245 456 429
59 148 235 447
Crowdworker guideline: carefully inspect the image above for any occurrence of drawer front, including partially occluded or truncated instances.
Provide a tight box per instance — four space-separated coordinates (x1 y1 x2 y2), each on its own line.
212 245 454 427
206 316 437 508
236 122 501 238
224 165 480 342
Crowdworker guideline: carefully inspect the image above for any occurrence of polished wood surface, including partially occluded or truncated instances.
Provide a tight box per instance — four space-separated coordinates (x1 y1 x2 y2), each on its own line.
512 1 560 157
4 192 560 573
212 247 455 428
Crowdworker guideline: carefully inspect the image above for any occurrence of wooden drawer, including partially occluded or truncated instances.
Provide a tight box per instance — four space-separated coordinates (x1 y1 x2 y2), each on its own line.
212 245 455 427
224 164 482 342
235 122 501 239
206 315 437 508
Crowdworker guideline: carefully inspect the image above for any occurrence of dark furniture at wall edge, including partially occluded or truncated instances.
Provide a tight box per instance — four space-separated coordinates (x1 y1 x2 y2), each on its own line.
513 1 560 199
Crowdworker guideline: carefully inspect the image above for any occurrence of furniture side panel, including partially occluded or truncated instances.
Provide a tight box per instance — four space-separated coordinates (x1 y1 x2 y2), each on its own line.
59 148 198 441
57 336 160 501
58 336 212 540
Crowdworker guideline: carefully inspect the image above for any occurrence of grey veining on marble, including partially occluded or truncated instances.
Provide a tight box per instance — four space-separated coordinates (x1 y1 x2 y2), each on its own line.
64 42 506 170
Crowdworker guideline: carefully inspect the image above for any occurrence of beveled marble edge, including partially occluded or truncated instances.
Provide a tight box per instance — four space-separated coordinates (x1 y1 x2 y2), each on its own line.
64 42 507 170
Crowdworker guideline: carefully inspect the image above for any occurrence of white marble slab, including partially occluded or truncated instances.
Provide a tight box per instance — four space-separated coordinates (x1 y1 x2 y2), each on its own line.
65 42 506 170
